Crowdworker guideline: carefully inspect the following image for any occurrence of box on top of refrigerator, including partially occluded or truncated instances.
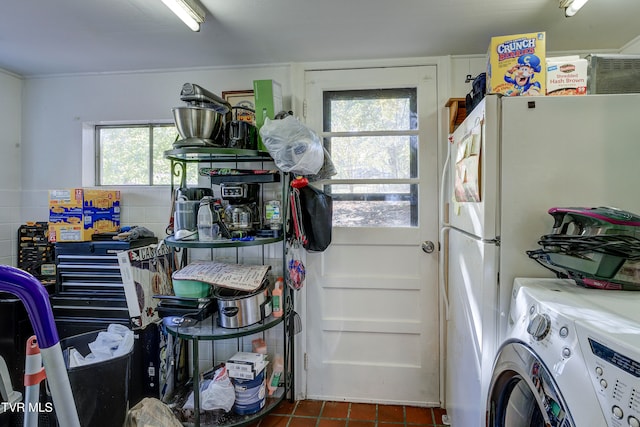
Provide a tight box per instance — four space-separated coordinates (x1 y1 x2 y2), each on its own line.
546 56 588 95
486 32 546 96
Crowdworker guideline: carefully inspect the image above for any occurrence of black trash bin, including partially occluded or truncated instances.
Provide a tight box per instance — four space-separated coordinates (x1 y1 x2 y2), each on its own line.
55 330 133 427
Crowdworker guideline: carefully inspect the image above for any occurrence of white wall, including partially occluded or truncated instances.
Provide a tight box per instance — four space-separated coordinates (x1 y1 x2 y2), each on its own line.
0 70 22 266
20 66 292 247
621 36 640 53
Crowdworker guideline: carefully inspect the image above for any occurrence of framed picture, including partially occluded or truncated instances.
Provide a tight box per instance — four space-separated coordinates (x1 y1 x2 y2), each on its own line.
222 90 255 124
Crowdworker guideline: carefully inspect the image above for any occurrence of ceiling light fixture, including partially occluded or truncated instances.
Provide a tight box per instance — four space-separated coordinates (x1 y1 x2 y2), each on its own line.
559 0 590 17
161 0 206 31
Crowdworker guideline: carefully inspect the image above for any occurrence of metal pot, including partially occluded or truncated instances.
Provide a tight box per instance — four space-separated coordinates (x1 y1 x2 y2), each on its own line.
172 106 225 145
214 282 271 328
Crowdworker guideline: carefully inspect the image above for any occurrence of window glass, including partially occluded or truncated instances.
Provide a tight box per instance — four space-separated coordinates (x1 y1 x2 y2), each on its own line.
326 89 415 132
329 136 414 180
96 124 197 186
99 127 149 185
323 88 418 227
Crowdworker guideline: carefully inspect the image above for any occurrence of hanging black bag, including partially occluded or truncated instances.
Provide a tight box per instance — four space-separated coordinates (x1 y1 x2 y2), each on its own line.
296 185 333 252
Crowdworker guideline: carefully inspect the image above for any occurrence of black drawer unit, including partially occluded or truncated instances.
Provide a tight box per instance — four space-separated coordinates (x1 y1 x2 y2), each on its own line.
52 238 161 405
52 238 157 330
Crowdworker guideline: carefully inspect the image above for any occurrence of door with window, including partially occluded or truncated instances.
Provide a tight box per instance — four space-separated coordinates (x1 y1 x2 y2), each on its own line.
304 66 440 405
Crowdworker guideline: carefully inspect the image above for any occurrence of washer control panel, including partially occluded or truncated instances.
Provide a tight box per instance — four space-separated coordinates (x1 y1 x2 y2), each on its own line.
577 325 640 427
509 279 640 427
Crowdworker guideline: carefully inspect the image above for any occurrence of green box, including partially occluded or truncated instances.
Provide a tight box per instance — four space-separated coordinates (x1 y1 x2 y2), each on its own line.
253 79 283 151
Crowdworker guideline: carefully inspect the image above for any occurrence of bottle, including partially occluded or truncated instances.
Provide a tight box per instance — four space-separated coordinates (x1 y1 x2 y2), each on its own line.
271 277 284 318
267 354 284 396
197 196 214 241
265 200 282 230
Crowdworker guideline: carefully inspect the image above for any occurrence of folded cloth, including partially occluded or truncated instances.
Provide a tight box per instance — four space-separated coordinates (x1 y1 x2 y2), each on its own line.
116 226 156 241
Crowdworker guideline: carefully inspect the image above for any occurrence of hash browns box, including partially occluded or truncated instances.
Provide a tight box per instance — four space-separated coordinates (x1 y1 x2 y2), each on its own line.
486 32 546 96
546 56 588 95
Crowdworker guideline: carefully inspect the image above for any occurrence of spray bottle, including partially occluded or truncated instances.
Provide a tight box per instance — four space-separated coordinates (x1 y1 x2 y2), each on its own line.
272 277 284 318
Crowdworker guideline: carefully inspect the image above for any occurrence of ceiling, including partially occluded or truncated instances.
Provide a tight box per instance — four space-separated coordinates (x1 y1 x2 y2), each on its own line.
1 0 639 78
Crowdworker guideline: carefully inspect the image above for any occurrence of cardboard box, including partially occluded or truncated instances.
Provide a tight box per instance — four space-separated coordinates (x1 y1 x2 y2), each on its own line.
486 32 546 96
228 351 265 366
546 56 588 95
253 79 283 151
118 243 174 330
48 188 121 242
227 361 268 380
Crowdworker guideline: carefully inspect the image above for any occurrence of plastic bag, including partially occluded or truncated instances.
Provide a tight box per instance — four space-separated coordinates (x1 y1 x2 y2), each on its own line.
125 397 182 427
306 147 338 182
69 324 134 367
259 116 324 175
183 365 235 412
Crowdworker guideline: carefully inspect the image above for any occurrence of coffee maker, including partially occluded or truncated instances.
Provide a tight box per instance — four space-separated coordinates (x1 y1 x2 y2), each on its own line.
220 183 259 235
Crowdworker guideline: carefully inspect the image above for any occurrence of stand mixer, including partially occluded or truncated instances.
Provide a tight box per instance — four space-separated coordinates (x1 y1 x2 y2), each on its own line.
172 83 232 148
221 183 260 236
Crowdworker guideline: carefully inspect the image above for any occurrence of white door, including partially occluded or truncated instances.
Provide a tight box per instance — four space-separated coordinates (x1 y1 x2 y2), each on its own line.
303 66 440 405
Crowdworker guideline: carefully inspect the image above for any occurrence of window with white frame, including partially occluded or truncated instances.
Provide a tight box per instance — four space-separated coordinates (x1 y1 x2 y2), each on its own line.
95 123 197 186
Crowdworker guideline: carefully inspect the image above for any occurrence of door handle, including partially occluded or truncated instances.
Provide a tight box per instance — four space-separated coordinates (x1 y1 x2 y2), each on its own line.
421 241 435 253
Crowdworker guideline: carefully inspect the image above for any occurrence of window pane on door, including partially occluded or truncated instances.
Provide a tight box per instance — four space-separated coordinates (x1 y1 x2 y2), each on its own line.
328 136 415 179
326 89 416 132
328 183 417 227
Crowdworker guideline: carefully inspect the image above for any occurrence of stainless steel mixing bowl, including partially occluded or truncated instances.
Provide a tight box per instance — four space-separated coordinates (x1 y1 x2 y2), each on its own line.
172 106 224 142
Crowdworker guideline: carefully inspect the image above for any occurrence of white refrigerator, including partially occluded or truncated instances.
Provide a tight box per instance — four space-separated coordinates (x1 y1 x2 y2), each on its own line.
442 93 640 427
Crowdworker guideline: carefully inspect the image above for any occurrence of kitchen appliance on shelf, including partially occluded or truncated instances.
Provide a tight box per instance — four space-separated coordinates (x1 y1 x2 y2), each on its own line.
214 279 272 328
173 187 213 240
172 83 232 148
441 93 640 427
226 106 258 150
221 182 260 235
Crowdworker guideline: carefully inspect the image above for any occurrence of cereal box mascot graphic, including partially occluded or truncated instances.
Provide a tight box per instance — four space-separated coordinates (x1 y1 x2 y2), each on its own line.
504 54 542 96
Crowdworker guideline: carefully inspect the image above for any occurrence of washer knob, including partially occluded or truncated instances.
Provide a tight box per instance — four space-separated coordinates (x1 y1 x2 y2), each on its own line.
559 326 569 338
629 416 640 427
612 406 623 420
527 313 551 341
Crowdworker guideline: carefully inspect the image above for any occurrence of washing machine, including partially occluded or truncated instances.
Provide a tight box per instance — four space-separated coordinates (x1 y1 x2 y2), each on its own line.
487 277 640 427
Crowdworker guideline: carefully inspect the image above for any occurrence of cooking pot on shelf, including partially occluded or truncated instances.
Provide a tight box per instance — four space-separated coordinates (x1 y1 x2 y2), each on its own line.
213 281 272 328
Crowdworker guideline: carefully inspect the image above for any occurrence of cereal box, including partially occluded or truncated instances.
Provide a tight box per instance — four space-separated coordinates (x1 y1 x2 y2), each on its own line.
486 32 546 96
546 56 588 96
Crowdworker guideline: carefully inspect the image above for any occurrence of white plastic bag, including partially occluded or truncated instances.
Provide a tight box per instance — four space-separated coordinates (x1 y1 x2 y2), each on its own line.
183 365 235 412
259 116 324 175
69 324 134 367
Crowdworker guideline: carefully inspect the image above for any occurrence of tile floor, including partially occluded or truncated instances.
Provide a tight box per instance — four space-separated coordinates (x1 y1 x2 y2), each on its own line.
246 400 448 426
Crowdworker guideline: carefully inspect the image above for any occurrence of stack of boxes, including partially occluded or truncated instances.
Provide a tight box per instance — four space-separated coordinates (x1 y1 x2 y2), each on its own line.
48 188 121 242
227 351 269 415
226 352 268 380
